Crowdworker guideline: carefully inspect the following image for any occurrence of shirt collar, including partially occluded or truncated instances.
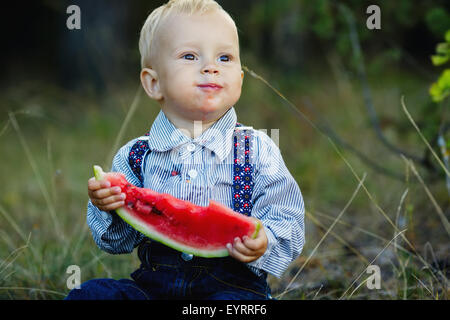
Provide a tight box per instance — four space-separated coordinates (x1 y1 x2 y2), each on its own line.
194 107 237 161
146 107 237 161
146 110 189 152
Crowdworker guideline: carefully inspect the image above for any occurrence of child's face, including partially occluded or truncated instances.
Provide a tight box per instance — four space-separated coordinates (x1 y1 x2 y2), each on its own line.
146 10 243 123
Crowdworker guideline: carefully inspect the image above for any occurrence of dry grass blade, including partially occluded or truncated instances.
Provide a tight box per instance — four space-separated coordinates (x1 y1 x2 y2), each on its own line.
314 210 411 255
47 138 57 205
394 188 410 300
411 273 435 298
0 247 27 277
401 155 450 237
106 86 143 168
276 173 367 299
242 65 320 132
8 112 64 241
0 119 10 138
401 96 450 178
348 276 371 299
306 211 369 264
80 251 108 271
339 229 407 299
312 284 323 300
0 204 28 244
0 242 29 274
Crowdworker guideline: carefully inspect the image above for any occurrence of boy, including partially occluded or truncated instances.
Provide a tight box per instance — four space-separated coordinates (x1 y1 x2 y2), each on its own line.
66 0 305 300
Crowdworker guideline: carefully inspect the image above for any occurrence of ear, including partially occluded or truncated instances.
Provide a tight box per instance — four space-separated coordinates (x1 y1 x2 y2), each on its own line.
141 68 163 101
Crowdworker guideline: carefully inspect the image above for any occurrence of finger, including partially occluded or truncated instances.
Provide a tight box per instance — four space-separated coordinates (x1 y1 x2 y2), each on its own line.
226 242 258 263
94 193 126 206
232 237 255 256
92 186 122 199
88 177 101 191
88 177 110 191
97 200 125 212
242 235 264 251
100 180 111 188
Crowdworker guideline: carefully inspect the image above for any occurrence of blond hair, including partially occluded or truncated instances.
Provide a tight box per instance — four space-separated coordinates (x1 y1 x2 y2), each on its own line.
139 0 225 69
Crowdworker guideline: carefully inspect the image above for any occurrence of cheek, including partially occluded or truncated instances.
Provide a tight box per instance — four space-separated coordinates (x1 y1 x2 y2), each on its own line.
228 75 243 101
160 65 194 95
163 74 193 99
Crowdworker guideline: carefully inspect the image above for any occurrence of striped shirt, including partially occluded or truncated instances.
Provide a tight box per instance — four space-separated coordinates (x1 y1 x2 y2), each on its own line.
87 107 305 278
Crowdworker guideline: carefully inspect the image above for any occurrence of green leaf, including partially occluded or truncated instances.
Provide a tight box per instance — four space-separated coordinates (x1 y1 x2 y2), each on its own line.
430 69 450 102
431 54 449 66
425 8 450 38
436 43 450 55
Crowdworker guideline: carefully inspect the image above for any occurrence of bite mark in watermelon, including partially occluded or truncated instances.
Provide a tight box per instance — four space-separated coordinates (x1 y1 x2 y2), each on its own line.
93 165 260 258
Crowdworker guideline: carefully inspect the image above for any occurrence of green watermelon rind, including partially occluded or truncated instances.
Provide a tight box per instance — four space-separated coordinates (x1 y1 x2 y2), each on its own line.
93 165 260 258
117 206 229 257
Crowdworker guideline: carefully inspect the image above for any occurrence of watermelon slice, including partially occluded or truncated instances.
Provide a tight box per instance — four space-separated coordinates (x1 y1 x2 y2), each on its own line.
93 165 260 258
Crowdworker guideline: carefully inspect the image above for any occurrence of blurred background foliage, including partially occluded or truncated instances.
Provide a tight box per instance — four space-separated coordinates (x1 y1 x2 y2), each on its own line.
1 0 449 146
0 0 449 299
2 0 450 86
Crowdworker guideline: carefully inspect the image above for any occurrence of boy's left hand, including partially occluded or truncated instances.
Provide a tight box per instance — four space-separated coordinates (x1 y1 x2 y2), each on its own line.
226 218 268 263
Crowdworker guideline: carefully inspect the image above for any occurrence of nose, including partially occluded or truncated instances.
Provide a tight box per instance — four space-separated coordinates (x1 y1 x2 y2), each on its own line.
201 63 219 75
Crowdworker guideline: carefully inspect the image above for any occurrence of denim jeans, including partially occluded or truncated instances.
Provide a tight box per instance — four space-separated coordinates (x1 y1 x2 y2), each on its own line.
65 240 272 300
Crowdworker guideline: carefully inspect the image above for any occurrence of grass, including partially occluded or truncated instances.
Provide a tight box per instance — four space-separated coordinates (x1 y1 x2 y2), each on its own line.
0 56 448 299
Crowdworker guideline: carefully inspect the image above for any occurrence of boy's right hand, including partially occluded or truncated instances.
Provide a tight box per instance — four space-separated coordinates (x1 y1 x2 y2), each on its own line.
88 176 126 212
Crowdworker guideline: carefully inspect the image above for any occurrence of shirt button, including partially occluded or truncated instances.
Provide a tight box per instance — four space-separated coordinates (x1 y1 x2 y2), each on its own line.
186 143 195 152
188 169 198 179
181 252 193 261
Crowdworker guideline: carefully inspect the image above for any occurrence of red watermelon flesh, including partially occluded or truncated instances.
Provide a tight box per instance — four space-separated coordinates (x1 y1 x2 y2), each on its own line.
93 165 260 257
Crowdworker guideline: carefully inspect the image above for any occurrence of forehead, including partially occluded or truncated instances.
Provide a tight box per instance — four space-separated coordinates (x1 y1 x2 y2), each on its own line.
156 10 239 51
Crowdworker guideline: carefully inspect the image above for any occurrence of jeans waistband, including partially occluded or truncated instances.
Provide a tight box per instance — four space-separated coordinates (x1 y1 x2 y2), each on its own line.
137 238 263 275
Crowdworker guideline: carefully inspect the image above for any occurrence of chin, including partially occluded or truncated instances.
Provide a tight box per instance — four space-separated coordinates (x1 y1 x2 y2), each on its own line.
187 101 227 120
200 106 231 121
189 109 220 122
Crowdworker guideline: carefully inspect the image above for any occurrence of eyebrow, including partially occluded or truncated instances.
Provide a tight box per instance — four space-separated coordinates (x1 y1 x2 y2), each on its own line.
175 41 199 48
174 41 237 52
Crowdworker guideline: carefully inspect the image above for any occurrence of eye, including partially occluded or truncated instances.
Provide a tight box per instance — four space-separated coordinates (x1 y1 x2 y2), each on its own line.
219 55 231 62
182 53 196 60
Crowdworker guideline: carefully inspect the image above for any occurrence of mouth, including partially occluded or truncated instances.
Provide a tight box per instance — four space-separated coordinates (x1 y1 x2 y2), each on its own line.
197 83 223 91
